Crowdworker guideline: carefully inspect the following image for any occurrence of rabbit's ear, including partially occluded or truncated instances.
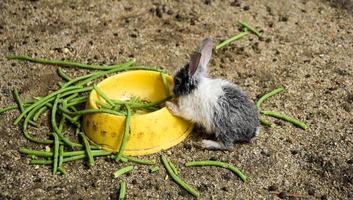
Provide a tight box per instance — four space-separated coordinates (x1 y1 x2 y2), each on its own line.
188 51 201 76
198 38 213 70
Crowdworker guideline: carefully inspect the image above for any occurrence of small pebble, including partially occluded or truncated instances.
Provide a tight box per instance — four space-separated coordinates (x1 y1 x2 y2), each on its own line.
243 5 250 11
63 48 70 54
278 192 287 199
268 185 278 191
321 194 328 200
347 158 353 164
290 149 299 155
308 189 315 196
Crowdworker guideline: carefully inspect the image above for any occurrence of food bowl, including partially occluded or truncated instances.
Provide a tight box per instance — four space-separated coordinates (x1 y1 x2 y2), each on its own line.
82 70 193 156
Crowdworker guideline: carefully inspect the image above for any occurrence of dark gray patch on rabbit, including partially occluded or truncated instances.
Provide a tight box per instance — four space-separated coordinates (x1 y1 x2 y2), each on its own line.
173 64 199 97
213 85 259 149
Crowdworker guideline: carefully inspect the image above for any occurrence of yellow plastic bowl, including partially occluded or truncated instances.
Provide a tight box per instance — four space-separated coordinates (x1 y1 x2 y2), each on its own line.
82 70 193 156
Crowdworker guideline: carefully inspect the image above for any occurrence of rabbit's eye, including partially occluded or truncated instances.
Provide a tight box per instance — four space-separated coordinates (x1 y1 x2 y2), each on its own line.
174 77 181 85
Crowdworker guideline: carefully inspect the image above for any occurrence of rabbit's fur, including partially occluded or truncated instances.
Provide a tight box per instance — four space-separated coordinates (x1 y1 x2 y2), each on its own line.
166 38 259 150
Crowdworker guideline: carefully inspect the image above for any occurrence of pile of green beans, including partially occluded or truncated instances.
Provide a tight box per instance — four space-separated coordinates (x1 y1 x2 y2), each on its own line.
256 87 308 130
1 55 165 175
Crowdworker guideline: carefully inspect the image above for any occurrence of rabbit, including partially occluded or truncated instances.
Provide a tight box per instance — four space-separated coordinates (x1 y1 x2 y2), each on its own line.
166 38 260 151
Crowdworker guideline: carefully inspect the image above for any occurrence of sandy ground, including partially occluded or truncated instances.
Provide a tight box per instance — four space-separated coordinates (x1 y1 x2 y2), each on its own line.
0 0 353 199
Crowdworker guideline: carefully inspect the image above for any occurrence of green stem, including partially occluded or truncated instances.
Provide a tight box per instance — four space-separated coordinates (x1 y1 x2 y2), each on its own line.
160 72 170 96
13 89 39 127
112 96 172 109
32 105 48 122
57 67 72 81
58 145 64 171
185 160 248 182
260 110 308 130
122 156 155 165
256 87 285 109
238 21 261 37
7 55 130 70
94 84 115 106
112 166 134 178
161 155 200 198
52 132 60 175
149 166 160 173
168 159 179 175
51 94 82 148
0 104 18 114
13 85 82 125
259 117 273 127
60 106 125 117
113 105 132 161
78 132 95 167
20 148 111 158
119 181 127 200
215 31 250 50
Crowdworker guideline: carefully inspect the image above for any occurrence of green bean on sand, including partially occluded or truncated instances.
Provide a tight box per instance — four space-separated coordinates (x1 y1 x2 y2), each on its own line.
119 181 127 200
161 155 200 198
185 160 248 182
256 87 308 130
113 166 134 178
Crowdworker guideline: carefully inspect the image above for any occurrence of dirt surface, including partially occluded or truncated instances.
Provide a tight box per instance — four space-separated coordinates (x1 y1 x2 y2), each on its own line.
1 0 353 199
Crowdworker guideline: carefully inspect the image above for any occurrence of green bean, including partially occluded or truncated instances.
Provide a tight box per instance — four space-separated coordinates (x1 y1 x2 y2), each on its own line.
58 167 67 175
0 104 18 114
149 166 160 173
260 111 308 130
93 85 115 106
113 105 132 161
13 89 39 127
0 100 36 114
256 87 285 109
78 132 95 167
168 159 179 175
60 106 125 117
22 104 55 144
161 155 200 198
215 31 249 50
51 94 82 148
112 96 172 109
13 88 25 113
119 157 128 162
57 67 72 81
122 156 155 165
58 145 65 173
96 99 113 109
160 72 170 96
259 117 273 127
32 106 48 122
73 60 136 86
7 55 129 70
67 96 87 106
19 148 52 157
23 148 111 159
185 160 248 182
112 166 134 178
238 20 261 37
31 159 53 165
119 181 127 200
52 132 60 175
14 85 82 125
64 93 78 102
62 155 86 162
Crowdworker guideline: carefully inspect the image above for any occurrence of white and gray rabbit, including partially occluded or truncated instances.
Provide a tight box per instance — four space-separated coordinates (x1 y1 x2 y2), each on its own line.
166 38 260 151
